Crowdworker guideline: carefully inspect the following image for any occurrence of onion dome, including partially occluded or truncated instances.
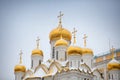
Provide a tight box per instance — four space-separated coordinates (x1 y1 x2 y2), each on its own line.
67 46 82 55
82 48 93 55
49 12 71 41
32 49 43 56
14 50 26 73
67 28 82 55
82 34 93 55
14 64 26 72
107 58 120 71
49 27 71 41
55 36 68 47
32 37 43 56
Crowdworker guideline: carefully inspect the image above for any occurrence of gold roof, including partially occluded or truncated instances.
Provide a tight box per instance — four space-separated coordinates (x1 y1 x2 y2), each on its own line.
14 64 26 72
55 38 68 47
82 48 93 55
107 59 120 71
67 46 82 55
49 27 72 41
32 49 43 56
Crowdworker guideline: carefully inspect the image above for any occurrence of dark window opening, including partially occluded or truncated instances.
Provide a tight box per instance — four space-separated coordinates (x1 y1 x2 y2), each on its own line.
39 60 41 65
52 47 55 58
56 51 58 60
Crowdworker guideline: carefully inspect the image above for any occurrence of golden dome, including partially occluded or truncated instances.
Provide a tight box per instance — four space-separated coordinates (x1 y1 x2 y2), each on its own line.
49 27 72 41
55 39 68 47
82 48 93 55
14 64 26 72
107 59 120 71
32 49 43 56
67 46 82 55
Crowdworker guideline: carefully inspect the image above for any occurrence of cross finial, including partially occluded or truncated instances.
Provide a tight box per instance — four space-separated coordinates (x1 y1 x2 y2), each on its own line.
110 46 115 59
36 37 40 49
19 50 23 64
57 11 64 26
72 28 77 45
83 34 88 47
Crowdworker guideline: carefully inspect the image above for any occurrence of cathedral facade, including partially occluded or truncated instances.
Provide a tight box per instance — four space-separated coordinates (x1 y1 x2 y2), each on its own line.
14 13 120 80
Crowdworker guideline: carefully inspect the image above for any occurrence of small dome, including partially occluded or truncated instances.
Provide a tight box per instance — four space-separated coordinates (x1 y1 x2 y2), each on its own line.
82 48 93 55
14 64 26 72
55 39 68 47
49 27 72 41
32 49 43 56
107 59 120 71
67 46 82 55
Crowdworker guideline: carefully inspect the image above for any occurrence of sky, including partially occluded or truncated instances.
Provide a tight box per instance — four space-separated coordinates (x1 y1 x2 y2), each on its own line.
0 0 120 80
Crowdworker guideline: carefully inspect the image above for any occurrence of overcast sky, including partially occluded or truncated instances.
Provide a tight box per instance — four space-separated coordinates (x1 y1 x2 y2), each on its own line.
0 0 120 80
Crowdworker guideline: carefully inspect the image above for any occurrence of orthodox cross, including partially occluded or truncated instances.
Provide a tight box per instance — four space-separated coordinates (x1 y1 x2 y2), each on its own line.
72 28 77 45
36 37 40 49
19 50 23 64
110 46 115 59
57 11 64 25
83 34 88 47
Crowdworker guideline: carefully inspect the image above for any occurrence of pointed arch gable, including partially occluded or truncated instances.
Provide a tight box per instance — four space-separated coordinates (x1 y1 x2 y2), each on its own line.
35 64 48 74
81 63 91 72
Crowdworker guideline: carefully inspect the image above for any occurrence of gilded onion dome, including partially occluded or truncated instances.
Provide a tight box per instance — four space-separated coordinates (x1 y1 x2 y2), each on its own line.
49 26 71 41
82 48 93 55
82 34 93 55
55 38 68 47
32 49 43 56
107 58 120 71
67 46 82 55
14 50 26 73
32 37 43 56
67 28 82 55
49 12 72 41
14 64 26 72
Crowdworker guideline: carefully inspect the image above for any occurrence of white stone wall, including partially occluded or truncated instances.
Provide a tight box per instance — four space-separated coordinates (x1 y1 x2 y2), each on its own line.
108 70 120 80
31 55 43 70
82 54 93 69
15 72 24 80
50 40 70 60
55 46 67 61
68 54 81 69
54 70 93 80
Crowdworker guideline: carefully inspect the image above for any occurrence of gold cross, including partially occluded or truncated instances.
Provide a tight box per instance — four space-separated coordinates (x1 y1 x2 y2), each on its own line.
57 11 64 25
36 37 40 49
19 50 23 64
83 34 88 47
72 28 77 45
110 46 115 59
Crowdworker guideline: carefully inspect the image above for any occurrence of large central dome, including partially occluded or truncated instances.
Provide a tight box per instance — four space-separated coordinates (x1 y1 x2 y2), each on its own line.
49 12 72 41
49 27 72 41
49 27 71 41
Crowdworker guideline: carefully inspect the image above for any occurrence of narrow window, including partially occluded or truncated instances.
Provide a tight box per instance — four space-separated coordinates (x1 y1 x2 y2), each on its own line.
78 61 80 68
56 51 58 60
39 60 41 65
31 60 33 68
70 61 72 67
112 74 113 79
65 51 67 60
52 47 55 58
